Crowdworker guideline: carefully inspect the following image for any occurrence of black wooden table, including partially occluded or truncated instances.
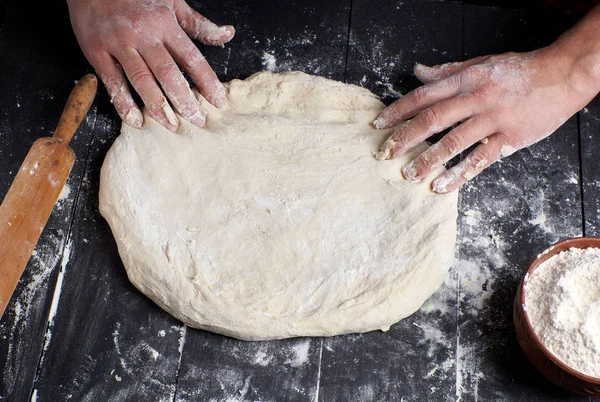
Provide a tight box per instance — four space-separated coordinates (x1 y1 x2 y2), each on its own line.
1 0 598 401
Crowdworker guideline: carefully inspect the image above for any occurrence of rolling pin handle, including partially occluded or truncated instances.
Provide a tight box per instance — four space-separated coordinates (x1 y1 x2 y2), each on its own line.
53 74 98 145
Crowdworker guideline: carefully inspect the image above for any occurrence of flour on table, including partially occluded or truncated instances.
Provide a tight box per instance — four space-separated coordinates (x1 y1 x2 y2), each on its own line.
99 71 458 340
525 247 600 378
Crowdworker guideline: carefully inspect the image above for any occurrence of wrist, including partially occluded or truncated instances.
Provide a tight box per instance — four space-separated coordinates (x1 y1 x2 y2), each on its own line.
549 6 600 95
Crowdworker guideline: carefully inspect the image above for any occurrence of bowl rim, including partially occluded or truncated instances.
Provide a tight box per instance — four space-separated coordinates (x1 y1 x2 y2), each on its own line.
520 236 600 384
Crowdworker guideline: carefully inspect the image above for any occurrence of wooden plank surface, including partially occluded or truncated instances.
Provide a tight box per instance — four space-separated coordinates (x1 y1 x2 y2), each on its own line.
457 5 586 402
31 101 185 401
317 1 463 401
175 1 351 400
581 96 600 237
0 2 97 400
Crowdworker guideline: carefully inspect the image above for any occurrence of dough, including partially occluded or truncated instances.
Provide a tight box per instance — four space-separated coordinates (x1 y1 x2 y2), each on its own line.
99 72 458 341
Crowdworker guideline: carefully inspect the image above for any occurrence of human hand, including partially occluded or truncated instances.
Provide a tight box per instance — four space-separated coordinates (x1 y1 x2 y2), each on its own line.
67 0 234 131
374 19 600 193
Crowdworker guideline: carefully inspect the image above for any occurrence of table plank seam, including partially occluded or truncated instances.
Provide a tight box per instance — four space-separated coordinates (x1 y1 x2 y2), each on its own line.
577 112 588 237
313 338 324 402
456 6 466 399
223 47 232 80
27 104 100 400
454 264 462 399
171 325 188 402
342 0 354 83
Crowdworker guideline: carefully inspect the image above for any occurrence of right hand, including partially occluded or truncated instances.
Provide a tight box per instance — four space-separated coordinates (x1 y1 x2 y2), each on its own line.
67 0 235 131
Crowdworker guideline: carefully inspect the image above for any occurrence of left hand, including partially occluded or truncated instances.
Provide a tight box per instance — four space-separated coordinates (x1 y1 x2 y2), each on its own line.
67 0 235 131
373 45 599 193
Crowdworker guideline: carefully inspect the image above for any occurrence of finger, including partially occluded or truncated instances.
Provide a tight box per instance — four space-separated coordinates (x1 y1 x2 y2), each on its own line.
414 55 489 84
431 135 506 194
401 115 496 181
174 2 235 46
117 47 179 131
375 96 476 161
92 52 143 128
373 75 463 130
166 34 227 108
140 43 206 128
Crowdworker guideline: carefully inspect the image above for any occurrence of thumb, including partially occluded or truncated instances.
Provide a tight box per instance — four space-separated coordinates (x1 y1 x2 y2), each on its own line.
414 55 489 84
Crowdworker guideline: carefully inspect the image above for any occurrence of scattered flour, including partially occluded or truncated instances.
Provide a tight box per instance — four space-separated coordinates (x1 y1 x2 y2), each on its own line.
284 339 310 368
44 240 72 331
414 322 451 358
58 184 71 202
261 52 277 71
252 349 273 366
525 247 600 378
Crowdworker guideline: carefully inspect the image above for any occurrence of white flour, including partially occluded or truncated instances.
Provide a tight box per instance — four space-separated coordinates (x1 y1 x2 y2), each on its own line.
524 247 600 378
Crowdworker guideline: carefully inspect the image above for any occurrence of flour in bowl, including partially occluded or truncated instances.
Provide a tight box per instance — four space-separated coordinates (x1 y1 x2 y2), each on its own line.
524 247 600 378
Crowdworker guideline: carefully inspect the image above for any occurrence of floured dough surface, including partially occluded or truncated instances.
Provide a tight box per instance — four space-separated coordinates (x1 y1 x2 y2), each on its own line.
99 71 458 340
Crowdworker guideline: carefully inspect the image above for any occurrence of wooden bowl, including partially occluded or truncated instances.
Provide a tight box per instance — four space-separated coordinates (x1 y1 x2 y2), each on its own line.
514 237 600 396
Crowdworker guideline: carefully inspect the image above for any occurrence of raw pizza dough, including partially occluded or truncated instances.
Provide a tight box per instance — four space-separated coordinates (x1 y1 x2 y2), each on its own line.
99 71 458 341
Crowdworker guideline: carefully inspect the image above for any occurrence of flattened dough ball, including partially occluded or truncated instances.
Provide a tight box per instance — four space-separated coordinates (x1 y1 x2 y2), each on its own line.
99 71 458 340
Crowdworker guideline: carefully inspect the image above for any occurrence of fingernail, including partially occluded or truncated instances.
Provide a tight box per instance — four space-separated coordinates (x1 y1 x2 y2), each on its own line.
463 171 476 180
189 108 207 128
373 115 388 129
500 145 516 157
414 63 433 74
125 107 143 128
432 176 450 194
414 62 434 71
432 168 461 194
213 84 228 108
222 25 235 42
401 161 419 181
414 63 441 82
161 101 179 131
375 138 398 161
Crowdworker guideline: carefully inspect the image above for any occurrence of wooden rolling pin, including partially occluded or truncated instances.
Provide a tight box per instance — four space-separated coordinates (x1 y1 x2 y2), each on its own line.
0 74 98 319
